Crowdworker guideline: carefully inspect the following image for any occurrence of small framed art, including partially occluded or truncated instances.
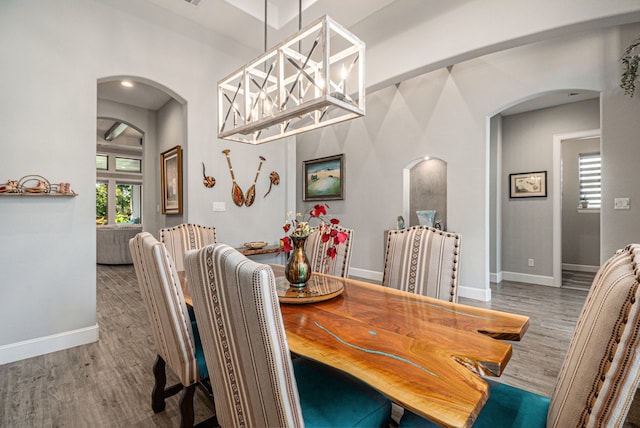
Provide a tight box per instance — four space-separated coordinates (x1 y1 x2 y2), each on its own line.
509 171 547 198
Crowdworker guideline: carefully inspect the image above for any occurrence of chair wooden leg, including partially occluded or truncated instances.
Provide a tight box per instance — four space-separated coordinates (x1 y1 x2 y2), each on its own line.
152 355 168 413
179 384 196 428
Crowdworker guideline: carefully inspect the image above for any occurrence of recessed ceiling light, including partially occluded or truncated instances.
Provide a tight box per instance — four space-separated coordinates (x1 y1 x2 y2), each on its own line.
121 81 134 88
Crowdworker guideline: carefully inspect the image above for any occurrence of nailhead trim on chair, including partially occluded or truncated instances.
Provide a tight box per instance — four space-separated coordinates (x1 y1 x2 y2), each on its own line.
383 226 461 302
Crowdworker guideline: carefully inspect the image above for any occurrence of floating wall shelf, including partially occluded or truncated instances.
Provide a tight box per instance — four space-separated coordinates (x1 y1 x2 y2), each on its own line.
0 192 78 197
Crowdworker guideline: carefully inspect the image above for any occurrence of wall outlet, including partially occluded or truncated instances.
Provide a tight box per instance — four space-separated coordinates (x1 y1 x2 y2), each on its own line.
212 201 226 212
614 197 630 210
528 258 535 267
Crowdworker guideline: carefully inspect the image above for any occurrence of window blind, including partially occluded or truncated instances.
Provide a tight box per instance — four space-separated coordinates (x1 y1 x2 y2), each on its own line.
579 152 601 208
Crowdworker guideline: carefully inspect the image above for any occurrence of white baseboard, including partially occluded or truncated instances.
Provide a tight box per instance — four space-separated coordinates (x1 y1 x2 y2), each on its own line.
562 263 599 273
0 324 99 366
502 271 558 287
490 271 503 283
459 285 491 301
349 267 383 283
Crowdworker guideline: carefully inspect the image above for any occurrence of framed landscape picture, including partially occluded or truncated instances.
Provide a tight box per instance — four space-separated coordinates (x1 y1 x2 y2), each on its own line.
509 171 547 198
160 145 183 214
303 154 344 201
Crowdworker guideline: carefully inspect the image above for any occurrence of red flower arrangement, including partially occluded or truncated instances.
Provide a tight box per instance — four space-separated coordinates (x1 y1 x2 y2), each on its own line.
280 203 349 259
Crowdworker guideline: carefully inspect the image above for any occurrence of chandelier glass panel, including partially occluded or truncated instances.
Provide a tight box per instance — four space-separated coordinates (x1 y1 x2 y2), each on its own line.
217 15 365 144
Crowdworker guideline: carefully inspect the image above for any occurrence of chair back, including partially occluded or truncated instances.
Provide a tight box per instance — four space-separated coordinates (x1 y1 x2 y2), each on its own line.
305 225 354 278
382 226 461 302
129 232 200 387
159 223 216 272
547 244 640 427
185 244 304 427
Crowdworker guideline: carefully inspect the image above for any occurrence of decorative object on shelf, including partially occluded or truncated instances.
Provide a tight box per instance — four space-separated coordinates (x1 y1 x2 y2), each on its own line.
244 241 268 250
52 182 73 194
217 11 365 144
222 149 244 206
621 36 640 97
201 162 216 188
509 171 547 198
416 210 436 227
0 176 77 197
19 175 50 193
160 145 183 215
0 179 19 193
264 171 280 197
397 215 405 230
280 203 348 287
303 154 344 201
245 156 266 207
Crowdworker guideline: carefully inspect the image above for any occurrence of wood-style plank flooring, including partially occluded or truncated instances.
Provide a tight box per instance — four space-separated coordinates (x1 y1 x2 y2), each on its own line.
0 265 638 427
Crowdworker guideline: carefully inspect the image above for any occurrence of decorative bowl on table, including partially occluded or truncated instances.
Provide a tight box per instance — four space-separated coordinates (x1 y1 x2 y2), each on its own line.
244 241 268 250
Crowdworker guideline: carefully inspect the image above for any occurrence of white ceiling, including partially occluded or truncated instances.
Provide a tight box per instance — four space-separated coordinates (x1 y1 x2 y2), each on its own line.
145 0 396 51
97 0 601 117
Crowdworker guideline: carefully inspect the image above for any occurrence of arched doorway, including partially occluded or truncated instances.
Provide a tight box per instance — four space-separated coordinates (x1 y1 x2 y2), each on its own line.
97 77 187 236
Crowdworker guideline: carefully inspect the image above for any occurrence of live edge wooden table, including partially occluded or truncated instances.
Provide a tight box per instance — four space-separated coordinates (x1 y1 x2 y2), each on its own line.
180 266 529 428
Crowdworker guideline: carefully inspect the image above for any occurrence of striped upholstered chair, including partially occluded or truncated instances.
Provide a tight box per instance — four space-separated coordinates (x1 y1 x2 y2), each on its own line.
383 226 461 302
401 243 640 427
305 224 354 278
159 223 216 273
129 232 213 428
185 243 392 427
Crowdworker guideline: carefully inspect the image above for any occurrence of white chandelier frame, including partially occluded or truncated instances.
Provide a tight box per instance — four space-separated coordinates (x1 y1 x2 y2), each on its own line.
217 15 365 144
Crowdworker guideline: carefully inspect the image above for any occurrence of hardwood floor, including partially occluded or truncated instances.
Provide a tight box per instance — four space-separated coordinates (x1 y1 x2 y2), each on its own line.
0 265 638 426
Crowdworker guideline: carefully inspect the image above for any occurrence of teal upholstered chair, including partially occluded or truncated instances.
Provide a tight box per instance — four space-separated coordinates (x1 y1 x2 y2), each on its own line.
383 226 461 302
129 232 213 428
185 243 392 427
305 224 354 278
159 223 216 273
401 244 640 427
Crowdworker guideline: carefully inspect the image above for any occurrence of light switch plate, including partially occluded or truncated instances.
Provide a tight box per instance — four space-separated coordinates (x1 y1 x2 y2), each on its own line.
212 201 226 212
614 197 630 210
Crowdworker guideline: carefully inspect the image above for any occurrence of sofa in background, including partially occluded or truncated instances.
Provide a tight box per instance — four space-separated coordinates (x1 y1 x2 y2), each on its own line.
96 224 143 264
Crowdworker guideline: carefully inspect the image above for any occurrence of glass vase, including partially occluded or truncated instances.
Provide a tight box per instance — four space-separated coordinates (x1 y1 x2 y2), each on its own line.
285 235 312 288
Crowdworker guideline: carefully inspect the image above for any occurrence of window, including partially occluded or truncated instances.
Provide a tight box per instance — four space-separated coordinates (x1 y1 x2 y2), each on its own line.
96 155 108 170
115 183 142 224
115 157 142 173
96 182 108 224
579 152 601 209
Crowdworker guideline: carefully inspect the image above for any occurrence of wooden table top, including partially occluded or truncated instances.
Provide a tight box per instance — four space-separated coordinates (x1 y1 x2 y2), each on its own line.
179 266 529 428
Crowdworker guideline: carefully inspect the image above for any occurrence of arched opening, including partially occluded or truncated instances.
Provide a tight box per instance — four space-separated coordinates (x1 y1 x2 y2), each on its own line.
402 157 447 230
489 89 600 287
96 76 187 264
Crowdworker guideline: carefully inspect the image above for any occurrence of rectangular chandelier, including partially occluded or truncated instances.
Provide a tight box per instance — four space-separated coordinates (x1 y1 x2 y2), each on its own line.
217 15 365 144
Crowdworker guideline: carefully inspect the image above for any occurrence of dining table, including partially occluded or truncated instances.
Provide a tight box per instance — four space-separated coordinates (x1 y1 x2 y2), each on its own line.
179 265 529 428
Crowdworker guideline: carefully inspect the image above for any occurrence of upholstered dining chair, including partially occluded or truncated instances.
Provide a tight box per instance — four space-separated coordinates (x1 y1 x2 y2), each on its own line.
382 226 461 302
401 243 640 427
159 223 216 273
129 232 214 428
185 243 392 427
305 224 354 278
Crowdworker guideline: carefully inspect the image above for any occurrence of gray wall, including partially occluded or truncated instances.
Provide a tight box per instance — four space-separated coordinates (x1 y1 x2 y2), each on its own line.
501 99 600 278
562 137 600 267
297 28 624 300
